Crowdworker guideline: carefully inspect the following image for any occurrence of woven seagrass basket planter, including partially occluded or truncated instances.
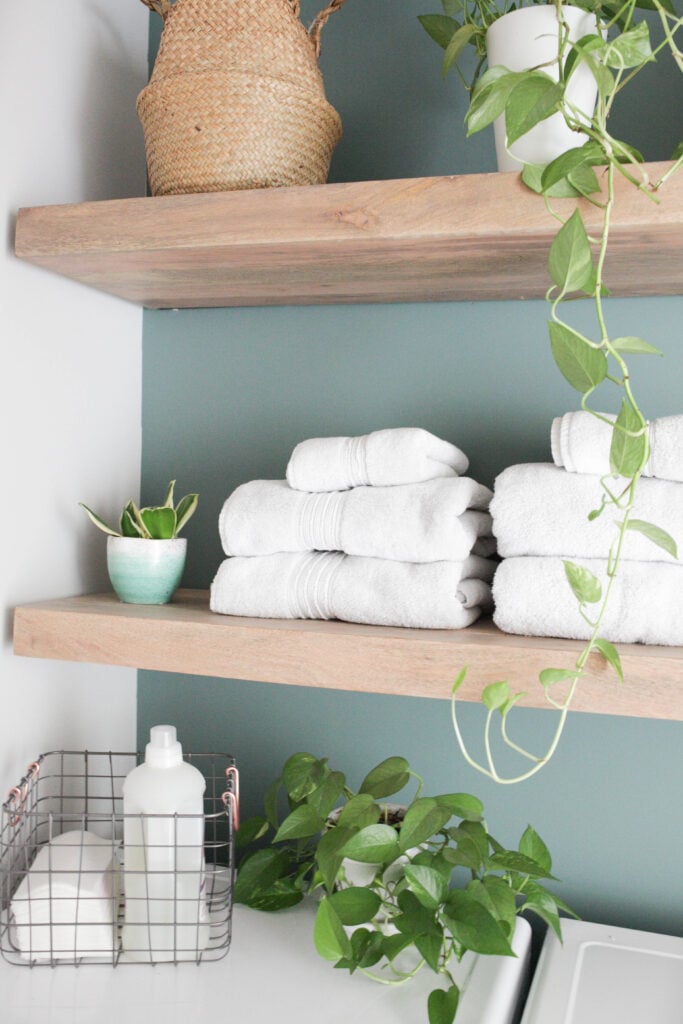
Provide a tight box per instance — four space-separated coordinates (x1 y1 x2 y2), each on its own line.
137 0 347 195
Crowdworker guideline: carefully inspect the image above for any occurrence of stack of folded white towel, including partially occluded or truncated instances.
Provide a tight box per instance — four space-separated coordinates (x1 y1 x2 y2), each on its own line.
210 427 497 629
491 411 683 646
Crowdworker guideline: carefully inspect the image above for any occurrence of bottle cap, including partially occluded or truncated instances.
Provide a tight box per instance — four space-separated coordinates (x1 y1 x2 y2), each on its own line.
145 724 183 768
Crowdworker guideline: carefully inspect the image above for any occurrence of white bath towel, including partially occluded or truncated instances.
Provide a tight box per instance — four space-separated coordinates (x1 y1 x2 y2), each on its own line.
219 477 494 563
551 411 683 482
286 427 469 492
491 463 681 562
11 830 118 959
210 551 495 629
493 556 683 645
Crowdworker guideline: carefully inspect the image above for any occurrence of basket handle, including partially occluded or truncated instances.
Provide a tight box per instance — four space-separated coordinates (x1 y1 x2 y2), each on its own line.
307 0 350 58
139 0 174 20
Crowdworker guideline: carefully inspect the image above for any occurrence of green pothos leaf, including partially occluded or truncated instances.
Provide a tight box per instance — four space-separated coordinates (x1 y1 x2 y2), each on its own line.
563 561 602 604
428 985 460 1024
625 519 679 559
591 638 624 682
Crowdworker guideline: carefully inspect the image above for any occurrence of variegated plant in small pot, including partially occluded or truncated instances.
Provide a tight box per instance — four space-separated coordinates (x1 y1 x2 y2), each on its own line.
80 480 198 605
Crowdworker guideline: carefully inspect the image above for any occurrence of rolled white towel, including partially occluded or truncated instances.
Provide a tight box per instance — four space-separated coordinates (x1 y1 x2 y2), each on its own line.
210 551 496 629
286 427 469 492
493 556 683 646
219 477 494 563
551 411 683 482
491 463 681 562
11 830 117 960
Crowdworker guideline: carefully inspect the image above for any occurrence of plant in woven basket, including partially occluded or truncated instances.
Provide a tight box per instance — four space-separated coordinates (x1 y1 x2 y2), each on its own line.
137 0 351 195
235 752 573 1024
418 0 682 782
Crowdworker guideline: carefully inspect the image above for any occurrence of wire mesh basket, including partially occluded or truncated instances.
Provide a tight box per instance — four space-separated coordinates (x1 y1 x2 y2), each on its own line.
0 749 238 967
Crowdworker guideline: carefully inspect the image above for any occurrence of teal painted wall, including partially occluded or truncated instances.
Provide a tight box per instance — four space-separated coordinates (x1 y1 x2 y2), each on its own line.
140 1 683 937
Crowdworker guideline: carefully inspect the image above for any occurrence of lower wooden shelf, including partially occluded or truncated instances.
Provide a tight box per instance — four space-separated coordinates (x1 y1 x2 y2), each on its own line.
12 589 683 720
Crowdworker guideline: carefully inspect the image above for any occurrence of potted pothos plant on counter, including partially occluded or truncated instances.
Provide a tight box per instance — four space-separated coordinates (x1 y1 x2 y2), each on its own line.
80 479 198 605
417 0 682 782
235 752 573 1024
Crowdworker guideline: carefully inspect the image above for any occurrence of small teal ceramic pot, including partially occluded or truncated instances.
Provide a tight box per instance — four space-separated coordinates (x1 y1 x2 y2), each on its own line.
107 536 187 605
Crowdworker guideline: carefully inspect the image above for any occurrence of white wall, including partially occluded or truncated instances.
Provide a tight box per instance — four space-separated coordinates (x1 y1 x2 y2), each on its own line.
0 2 149 787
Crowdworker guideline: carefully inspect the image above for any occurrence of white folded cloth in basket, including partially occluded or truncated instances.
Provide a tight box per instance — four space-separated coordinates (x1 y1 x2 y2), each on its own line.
551 411 683 482
490 463 682 562
219 477 494 563
210 551 496 629
285 427 469 492
493 556 683 645
11 830 118 960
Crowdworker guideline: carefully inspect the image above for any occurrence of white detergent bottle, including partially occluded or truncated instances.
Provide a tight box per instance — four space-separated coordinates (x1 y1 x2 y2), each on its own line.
121 725 209 961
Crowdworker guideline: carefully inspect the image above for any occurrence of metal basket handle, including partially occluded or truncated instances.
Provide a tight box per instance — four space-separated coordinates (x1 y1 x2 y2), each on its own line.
221 764 240 832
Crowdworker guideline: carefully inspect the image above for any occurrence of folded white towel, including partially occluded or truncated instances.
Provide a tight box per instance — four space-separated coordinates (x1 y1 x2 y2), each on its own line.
491 463 681 562
493 556 683 645
11 830 117 960
286 428 469 492
551 411 683 482
210 552 496 629
219 478 494 563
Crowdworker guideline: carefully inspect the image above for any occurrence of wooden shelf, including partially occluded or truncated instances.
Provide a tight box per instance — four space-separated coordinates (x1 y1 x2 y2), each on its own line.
14 163 683 309
12 590 683 720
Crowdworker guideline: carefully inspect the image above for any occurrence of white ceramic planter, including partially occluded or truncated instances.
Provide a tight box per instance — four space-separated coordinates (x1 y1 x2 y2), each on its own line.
106 536 187 605
486 5 600 171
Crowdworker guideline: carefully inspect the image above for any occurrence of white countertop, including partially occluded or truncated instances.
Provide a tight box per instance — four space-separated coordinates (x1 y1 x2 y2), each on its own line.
1 902 532 1024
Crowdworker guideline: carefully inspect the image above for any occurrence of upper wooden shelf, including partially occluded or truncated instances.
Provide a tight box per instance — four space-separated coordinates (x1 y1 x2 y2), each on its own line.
12 590 683 720
14 163 683 309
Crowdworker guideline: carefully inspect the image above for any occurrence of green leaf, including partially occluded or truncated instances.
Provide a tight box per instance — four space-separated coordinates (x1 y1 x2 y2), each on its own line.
233 848 292 905
519 826 552 874
398 798 452 853
282 752 328 801
359 756 411 799
567 162 601 198
174 492 198 533
327 886 382 925
540 143 603 191
433 792 483 822
611 336 662 356
539 668 580 688
563 560 602 604
308 770 347 819
505 74 563 146
340 824 400 864
480 876 517 934
610 399 648 477
394 890 442 937
488 849 557 879
404 864 448 909
520 882 566 941
591 638 624 682
316 824 355 892
417 13 460 49
522 163 582 198
548 210 595 294
442 23 479 77
626 519 678 559
466 68 520 136
428 985 460 1024
235 814 269 849
549 322 607 393
348 927 384 969
334 793 380 830
163 480 175 507
444 891 515 956
120 503 144 537
314 897 352 961
452 666 468 695
482 680 510 712
415 931 443 972
605 22 654 69
273 804 325 843
79 502 120 537
139 505 177 539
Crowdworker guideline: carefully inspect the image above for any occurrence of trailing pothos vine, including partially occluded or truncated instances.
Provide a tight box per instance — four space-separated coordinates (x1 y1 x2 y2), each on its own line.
423 0 681 782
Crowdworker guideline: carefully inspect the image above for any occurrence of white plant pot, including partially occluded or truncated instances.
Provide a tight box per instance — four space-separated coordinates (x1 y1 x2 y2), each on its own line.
106 536 187 605
485 5 600 172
